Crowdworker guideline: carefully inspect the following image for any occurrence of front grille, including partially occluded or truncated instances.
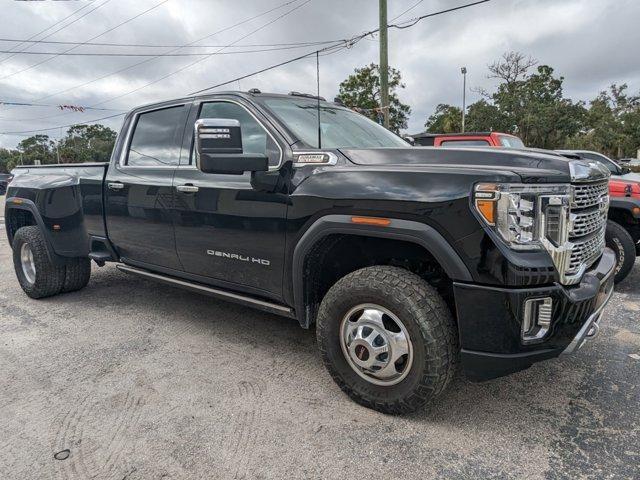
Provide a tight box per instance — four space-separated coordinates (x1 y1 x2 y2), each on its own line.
566 180 609 276
568 229 606 273
571 208 607 237
572 182 609 209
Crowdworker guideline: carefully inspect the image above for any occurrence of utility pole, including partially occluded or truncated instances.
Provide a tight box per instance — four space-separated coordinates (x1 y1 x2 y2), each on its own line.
461 67 467 133
379 0 390 129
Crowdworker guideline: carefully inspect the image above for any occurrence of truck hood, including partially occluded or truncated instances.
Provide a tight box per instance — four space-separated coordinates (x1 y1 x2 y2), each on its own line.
340 147 609 184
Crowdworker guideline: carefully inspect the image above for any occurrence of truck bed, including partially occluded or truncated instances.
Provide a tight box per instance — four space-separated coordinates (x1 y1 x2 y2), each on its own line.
7 163 109 256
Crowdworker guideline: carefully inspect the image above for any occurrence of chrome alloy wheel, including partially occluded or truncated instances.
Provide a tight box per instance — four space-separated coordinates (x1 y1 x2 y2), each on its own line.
20 243 37 285
339 304 413 386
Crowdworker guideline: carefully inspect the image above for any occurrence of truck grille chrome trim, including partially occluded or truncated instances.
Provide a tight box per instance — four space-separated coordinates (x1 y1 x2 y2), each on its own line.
572 182 609 209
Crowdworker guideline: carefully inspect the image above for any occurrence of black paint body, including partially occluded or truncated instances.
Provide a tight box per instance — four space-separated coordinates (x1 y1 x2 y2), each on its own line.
4 92 616 381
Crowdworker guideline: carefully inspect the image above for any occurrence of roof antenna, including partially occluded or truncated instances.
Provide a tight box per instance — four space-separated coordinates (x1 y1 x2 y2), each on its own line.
316 50 322 149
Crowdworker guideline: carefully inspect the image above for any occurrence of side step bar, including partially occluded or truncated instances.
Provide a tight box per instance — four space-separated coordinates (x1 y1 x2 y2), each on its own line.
116 264 295 318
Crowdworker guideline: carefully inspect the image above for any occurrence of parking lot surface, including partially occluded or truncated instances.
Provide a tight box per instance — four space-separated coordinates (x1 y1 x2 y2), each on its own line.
0 198 638 479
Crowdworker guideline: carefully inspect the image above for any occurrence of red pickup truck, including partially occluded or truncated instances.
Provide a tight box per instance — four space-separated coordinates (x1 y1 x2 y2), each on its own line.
410 133 639 283
411 131 525 149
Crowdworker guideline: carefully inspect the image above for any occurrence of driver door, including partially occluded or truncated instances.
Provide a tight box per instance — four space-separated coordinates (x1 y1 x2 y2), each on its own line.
171 99 288 301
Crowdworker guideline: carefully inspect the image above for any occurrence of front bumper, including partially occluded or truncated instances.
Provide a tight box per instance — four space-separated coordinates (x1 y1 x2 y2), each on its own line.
454 248 616 381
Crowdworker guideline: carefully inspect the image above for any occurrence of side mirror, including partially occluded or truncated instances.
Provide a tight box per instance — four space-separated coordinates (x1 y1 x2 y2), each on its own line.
621 166 631 175
195 118 268 175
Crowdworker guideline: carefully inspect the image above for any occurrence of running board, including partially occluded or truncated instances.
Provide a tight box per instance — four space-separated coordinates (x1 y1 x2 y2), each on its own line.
116 264 295 318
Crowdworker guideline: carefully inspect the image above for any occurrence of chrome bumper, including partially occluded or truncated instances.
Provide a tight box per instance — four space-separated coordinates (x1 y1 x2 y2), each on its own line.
562 270 615 355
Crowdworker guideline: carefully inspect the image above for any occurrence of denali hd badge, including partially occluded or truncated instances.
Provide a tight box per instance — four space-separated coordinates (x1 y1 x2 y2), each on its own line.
206 250 270 266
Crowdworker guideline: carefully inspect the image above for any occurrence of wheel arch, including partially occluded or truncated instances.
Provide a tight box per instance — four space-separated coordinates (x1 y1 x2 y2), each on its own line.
291 214 472 328
5 197 63 265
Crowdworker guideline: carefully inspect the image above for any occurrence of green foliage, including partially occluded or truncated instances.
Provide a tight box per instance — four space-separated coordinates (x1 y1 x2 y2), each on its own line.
425 104 462 133
337 63 411 133
0 123 117 173
423 51 640 158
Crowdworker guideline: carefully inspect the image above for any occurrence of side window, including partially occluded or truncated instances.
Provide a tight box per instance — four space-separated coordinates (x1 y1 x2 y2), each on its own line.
197 102 281 167
440 139 490 147
581 152 618 174
127 105 186 167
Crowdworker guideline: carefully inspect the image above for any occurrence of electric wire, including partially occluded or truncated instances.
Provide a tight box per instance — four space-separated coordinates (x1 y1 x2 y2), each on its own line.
0 0 490 135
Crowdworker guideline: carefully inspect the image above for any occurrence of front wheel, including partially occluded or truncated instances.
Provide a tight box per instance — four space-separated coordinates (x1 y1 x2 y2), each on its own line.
316 266 457 414
605 220 636 284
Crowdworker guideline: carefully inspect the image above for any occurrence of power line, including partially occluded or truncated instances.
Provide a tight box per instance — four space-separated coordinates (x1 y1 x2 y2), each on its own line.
0 0 111 68
0 112 126 135
0 0 97 64
0 0 169 81
1 0 490 135
0 43 331 57
0 37 343 49
191 0 490 94
390 0 425 22
30 0 304 105
91 0 314 107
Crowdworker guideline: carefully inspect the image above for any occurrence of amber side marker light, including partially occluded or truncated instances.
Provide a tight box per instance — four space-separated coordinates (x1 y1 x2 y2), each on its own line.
474 183 498 225
351 216 392 227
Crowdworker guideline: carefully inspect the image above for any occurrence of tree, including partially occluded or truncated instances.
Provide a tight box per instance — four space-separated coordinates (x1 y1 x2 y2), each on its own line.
337 63 411 133
0 123 117 174
424 104 462 133
57 124 117 163
566 84 640 157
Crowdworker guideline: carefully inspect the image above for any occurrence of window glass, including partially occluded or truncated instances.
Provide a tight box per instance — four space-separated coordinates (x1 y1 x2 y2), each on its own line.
498 135 525 149
440 140 490 147
262 97 408 149
198 102 281 167
127 106 186 167
580 152 619 174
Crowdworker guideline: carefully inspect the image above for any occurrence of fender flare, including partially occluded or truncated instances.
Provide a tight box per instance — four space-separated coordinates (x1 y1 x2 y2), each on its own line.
5 197 65 265
291 214 473 328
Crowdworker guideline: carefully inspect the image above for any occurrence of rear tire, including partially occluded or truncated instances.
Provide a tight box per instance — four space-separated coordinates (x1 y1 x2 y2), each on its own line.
12 226 66 299
62 257 91 293
316 266 457 414
606 220 636 284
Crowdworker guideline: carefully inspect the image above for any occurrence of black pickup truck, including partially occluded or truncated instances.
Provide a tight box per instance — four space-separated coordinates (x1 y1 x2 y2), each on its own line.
5 91 616 413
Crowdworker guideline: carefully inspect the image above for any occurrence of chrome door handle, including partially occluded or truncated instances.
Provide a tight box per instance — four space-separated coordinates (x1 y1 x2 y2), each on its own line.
176 185 199 193
107 182 124 190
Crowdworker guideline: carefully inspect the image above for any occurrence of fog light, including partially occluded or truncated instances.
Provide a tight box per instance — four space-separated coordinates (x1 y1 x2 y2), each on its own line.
522 297 553 343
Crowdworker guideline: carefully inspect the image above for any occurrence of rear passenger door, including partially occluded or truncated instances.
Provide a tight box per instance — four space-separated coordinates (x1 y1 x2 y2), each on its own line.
105 103 190 271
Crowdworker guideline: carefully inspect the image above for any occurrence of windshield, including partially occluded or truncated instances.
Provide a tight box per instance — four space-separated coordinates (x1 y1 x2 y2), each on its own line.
498 135 525 149
261 97 408 149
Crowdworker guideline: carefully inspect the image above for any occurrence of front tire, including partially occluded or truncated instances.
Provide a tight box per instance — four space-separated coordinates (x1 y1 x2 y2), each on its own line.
316 266 457 414
605 220 636 284
12 226 66 299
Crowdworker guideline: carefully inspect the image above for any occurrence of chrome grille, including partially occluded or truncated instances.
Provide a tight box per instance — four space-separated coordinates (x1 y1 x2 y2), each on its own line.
571 208 607 237
568 229 606 273
572 182 609 209
565 180 609 277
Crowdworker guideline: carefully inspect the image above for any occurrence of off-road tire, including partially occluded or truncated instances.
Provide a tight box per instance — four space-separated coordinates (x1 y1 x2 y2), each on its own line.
12 226 66 299
606 220 636 284
62 257 91 293
316 266 457 414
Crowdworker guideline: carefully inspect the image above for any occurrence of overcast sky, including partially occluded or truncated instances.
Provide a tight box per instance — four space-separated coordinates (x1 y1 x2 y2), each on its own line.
1 0 639 148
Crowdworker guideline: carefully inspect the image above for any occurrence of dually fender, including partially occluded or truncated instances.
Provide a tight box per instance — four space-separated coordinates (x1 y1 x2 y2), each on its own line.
291 214 473 328
5 197 65 265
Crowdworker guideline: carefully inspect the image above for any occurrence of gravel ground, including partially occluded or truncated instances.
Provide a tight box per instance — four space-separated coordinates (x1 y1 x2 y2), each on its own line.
0 196 638 479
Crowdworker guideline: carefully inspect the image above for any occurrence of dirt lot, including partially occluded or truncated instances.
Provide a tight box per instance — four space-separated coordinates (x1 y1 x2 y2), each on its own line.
0 197 638 479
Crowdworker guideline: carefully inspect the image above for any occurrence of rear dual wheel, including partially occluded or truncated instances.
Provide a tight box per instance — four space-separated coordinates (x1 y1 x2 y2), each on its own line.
12 226 91 299
316 266 457 414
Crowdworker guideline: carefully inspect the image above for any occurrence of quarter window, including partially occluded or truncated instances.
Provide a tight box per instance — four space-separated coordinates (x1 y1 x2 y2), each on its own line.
127 105 186 167
197 102 281 167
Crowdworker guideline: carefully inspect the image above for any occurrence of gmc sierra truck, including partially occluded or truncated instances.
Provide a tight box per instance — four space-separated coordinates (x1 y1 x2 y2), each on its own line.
5 91 616 414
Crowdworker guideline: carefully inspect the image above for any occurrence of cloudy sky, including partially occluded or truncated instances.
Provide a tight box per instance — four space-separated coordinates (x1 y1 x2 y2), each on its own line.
1 0 639 148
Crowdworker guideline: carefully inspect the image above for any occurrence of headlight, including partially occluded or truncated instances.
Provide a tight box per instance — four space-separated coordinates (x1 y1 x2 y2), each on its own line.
474 183 572 251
